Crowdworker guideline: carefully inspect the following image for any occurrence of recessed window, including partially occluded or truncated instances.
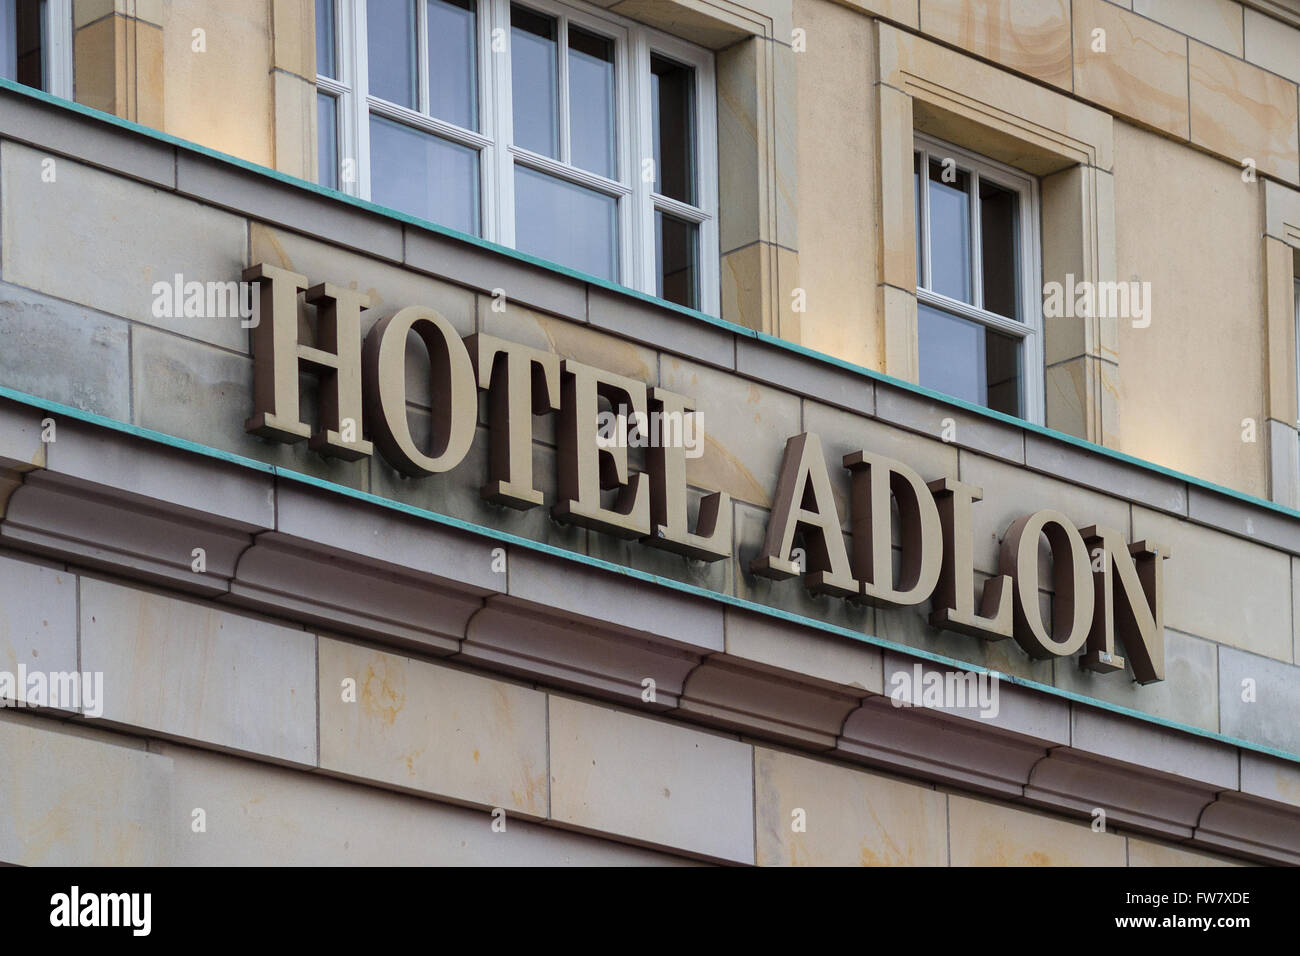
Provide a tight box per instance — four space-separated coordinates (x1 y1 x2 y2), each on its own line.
913 134 1042 420
318 0 719 314
0 0 70 96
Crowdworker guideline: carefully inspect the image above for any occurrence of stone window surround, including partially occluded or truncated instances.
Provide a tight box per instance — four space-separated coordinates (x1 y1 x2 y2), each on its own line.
1264 179 1300 508
875 21 1119 449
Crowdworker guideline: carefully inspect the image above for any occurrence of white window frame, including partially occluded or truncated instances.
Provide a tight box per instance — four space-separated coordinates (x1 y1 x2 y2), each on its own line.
913 132 1044 424
1 0 72 98
321 0 719 315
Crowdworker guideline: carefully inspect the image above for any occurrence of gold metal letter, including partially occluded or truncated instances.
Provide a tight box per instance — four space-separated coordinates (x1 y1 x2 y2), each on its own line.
362 306 477 476
928 477 1013 638
842 450 942 607
751 432 857 596
1081 526 1168 683
465 334 560 509
244 264 372 460
552 359 650 538
644 387 731 561
999 509 1095 659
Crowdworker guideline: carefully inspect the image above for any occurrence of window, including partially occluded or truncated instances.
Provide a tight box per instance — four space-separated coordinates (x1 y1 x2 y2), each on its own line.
0 0 71 97
1295 276 1300 471
912 133 1042 421
318 0 719 314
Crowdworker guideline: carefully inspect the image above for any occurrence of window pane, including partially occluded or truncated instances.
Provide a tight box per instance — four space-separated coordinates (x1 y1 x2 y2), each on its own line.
2 0 43 89
568 26 614 178
927 158 971 303
917 303 1021 416
368 0 417 108
510 4 558 158
655 211 698 309
369 115 480 235
428 0 477 130
650 55 694 204
315 0 336 79
318 92 338 190
514 165 616 280
980 178 1020 320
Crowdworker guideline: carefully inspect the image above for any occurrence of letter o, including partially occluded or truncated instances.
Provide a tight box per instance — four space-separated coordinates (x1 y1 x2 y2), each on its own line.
363 306 476 476
999 509 1094 659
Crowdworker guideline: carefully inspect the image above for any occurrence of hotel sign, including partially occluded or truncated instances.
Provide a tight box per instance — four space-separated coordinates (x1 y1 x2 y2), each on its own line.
243 264 1169 684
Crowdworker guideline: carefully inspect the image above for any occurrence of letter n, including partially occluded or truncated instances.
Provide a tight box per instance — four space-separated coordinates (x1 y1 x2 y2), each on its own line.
1081 525 1169 683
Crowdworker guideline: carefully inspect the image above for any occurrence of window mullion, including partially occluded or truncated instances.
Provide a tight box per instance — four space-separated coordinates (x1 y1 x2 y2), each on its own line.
417 0 430 116
977 167 982 310
919 149 931 292
557 13 571 166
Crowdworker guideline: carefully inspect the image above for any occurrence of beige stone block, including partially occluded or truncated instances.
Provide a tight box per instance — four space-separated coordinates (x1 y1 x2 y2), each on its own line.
273 70 316 181
162 0 275 167
1265 237 1299 423
724 609 884 693
832 0 919 27
775 246 801 344
659 355 802 507
74 0 165 28
162 742 690 865
0 556 77 710
478 298 655 382
1134 0 1244 57
877 83 916 292
879 283 917 382
1189 40 1300 184
1243 8 1300 84
0 713 170 866
920 0 1073 89
318 638 549 816
271 0 315 77
1 142 248 351
251 222 476 337
755 748 947 865
959 450 1131 579
1072 0 1190 139
73 15 118 115
1128 837 1241 866
794 0 878 369
948 792 1127 864
716 37 766 253
1113 120 1271 498
720 241 775 333
1133 506 1292 660
548 695 754 862
771 42 798 252
79 577 317 764
1045 355 1117 445
608 0 766 48
881 22 1114 173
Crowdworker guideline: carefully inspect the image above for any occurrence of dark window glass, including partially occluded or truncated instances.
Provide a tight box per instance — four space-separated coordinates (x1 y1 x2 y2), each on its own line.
514 166 616 280
650 54 694 204
979 177 1019 320
428 0 477 129
913 151 922 284
655 211 697 309
917 302 1020 416
318 92 338 190
368 0 417 108
510 4 558 158
369 115 480 235
568 26 614 177
315 0 336 79
1 0 45 89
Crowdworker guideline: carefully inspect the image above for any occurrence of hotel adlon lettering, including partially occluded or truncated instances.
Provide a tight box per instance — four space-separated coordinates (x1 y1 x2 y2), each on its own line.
244 264 1170 684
